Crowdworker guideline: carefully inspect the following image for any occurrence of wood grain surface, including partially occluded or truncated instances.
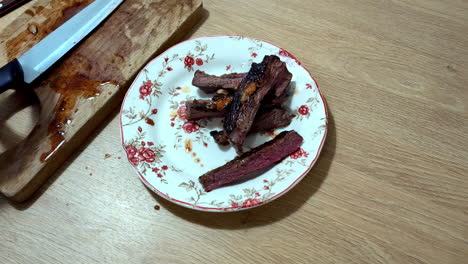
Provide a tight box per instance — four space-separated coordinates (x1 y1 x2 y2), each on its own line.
0 0 203 201
0 0 467 263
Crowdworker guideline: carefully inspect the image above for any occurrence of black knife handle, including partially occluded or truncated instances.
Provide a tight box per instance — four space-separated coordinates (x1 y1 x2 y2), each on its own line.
0 59 25 94
0 0 32 18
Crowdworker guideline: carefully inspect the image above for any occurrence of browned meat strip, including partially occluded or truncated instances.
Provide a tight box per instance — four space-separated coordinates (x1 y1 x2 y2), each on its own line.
250 107 293 132
186 94 232 121
210 130 229 145
265 63 292 105
224 55 290 153
192 70 247 93
199 130 303 192
210 107 293 145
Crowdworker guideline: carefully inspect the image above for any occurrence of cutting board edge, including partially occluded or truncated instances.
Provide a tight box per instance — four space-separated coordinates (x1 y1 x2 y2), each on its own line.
1 1 205 202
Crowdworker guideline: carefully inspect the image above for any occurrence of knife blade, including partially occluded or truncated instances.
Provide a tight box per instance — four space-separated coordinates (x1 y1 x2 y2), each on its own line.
0 0 124 94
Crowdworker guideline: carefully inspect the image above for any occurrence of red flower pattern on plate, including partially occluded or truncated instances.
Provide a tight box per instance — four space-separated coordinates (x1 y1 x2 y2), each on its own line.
152 109 158 114
298 105 309 115
177 105 187 120
167 67 173 71
242 198 262 208
251 53 257 58
138 147 156 163
125 145 140 166
184 56 195 67
196 58 203 66
306 84 312 89
278 48 301 65
125 145 137 157
152 167 160 173
290 148 309 159
139 80 152 99
162 165 168 170
129 157 139 166
182 121 199 133
226 65 231 70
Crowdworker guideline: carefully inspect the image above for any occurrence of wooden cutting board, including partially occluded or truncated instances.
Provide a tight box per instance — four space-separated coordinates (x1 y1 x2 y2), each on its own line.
0 0 203 202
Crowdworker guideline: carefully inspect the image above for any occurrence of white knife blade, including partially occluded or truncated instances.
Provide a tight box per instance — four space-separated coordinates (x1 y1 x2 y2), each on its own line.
0 0 124 92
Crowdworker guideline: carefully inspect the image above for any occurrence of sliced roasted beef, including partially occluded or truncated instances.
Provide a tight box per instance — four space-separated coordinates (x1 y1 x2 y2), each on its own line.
199 130 303 192
264 63 292 106
262 93 288 107
224 55 289 153
192 70 247 93
210 107 293 145
192 58 291 102
186 94 232 121
250 107 293 132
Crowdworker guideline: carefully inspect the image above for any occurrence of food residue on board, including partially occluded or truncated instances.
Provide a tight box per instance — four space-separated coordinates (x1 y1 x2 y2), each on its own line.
117 156 121 160
191 152 196 157
104 154 111 159
27 23 39 35
89 173 93 176
185 139 192 152
153 205 160 211
195 158 201 163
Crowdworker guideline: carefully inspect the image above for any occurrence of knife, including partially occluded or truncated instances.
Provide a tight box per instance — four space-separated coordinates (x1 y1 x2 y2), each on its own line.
0 0 31 18
0 0 124 94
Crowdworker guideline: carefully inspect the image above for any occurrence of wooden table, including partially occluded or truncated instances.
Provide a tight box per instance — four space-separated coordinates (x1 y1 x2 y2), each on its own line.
1 0 467 263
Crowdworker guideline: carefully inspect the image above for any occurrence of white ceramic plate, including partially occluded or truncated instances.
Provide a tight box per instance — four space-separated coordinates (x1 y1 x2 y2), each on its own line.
120 35 327 212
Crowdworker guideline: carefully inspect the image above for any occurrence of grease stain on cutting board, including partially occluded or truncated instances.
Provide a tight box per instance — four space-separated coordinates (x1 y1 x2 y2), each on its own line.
25 9 35 17
40 74 120 162
35 1 155 162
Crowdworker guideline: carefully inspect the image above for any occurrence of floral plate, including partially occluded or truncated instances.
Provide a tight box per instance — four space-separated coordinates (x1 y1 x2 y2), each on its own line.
120 35 328 212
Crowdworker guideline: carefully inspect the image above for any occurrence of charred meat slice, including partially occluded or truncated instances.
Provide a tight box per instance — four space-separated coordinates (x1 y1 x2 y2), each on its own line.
192 70 247 93
210 130 229 145
250 107 293 132
210 107 293 146
262 93 289 107
224 55 289 153
199 130 303 192
186 95 232 121
262 62 292 106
